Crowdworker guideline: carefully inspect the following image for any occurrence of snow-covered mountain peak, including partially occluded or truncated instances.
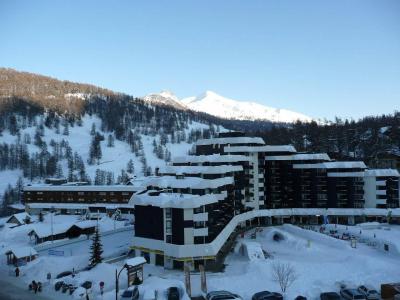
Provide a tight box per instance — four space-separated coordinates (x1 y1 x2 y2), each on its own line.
143 91 186 110
181 91 314 123
146 89 314 123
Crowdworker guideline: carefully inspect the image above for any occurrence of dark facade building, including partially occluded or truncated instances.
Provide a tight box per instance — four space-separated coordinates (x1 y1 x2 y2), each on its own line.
131 132 400 270
23 185 138 216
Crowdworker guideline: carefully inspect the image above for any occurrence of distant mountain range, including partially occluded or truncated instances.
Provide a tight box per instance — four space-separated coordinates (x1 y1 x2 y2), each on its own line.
144 90 314 123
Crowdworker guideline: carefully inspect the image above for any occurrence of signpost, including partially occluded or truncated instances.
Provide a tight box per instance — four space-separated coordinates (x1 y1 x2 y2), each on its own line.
199 264 207 293
184 265 191 297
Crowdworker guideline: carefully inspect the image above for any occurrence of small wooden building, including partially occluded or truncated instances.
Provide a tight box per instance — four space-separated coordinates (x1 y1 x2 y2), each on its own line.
6 212 31 226
6 246 38 266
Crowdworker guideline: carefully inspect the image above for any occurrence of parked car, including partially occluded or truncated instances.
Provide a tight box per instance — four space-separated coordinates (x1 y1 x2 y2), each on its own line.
340 288 366 300
207 291 242 300
54 281 64 291
357 286 380 300
167 287 180 300
56 271 73 279
295 296 307 300
120 286 139 300
320 292 341 300
61 283 71 293
81 281 92 290
252 291 283 300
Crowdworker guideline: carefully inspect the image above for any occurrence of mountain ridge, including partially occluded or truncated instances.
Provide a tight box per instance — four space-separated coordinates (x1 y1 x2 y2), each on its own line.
146 90 314 123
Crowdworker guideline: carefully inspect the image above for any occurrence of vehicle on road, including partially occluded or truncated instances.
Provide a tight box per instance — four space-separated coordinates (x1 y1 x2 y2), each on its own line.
320 292 341 300
251 291 283 300
120 286 139 300
340 288 366 300
206 291 243 300
357 286 380 300
56 271 73 279
167 287 180 300
54 281 64 291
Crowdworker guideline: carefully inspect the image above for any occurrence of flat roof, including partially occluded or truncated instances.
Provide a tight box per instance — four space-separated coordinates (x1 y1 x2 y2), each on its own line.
265 153 331 161
293 161 367 169
144 176 234 189
196 136 265 146
225 145 297 153
24 185 140 192
133 190 227 208
158 165 243 175
365 169 400 177
172 154 251 164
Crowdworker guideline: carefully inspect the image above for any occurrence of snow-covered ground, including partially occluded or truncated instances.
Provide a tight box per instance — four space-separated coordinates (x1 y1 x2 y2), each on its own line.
0 113 214 201
1 222 399 299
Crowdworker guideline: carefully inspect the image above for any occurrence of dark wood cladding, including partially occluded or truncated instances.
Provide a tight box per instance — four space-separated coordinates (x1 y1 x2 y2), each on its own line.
135 205 164 241
24 189 134 204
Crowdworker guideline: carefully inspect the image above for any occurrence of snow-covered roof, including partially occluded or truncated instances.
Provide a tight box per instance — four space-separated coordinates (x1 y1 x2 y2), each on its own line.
8 203 26 210
125 256 147 267
265 153 331 161
26 203 134 209
225 145 297 153
196 137 265 146
28 221 97 238
143 176 234 189
133 190 227 208
6 246 37 258
29 224 71 238
365 169 400 177
327 172 365 177
24 185 139 192
158 165 243 175
6 212 31 224
293 161 367 169
172 154 251 164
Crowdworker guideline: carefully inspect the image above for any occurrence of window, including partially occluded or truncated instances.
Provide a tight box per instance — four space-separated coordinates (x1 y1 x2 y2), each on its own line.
165 208 172 218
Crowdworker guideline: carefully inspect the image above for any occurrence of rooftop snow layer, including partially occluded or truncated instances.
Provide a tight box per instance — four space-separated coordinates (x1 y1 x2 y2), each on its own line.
7 246 37 258
293 161 367 169
365 169 400 177
143 176 234 189
172 154 251 164
7 212 31 224
195 136 265 146
133 190 227 208
125 256 147 267
24 185 140 192
158 165 243 175
225 145 297 153
265 153 331 161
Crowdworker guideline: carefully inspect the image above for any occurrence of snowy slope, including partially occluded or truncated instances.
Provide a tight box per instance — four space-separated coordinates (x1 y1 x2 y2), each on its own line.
181 91 313 123
0 114 214 198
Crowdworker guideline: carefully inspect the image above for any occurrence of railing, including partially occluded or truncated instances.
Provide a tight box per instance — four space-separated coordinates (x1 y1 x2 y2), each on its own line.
132 208 400 259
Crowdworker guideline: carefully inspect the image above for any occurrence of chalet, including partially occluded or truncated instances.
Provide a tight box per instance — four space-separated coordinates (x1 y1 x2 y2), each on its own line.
6 246 38 266
6 212 31 226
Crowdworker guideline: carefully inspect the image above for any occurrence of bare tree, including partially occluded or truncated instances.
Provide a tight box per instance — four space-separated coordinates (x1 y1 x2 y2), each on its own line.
271 262 298 293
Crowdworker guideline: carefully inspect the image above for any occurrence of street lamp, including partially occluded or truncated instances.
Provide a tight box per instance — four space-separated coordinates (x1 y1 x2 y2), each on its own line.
50 206 55 243
115 263 128 300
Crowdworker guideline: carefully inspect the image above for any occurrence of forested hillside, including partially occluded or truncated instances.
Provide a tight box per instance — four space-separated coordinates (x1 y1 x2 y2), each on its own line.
0 68 398 215
256 113 400 160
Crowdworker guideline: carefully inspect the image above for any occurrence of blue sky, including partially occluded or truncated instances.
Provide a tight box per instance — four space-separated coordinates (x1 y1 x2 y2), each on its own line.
0 0 399 120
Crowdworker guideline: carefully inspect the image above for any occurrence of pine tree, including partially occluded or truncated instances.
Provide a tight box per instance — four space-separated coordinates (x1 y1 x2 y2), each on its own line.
90 123 96 136
89 228 103 267
38 211 44 222
126 159 134 174
63 123 69 135
107 134 114 147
